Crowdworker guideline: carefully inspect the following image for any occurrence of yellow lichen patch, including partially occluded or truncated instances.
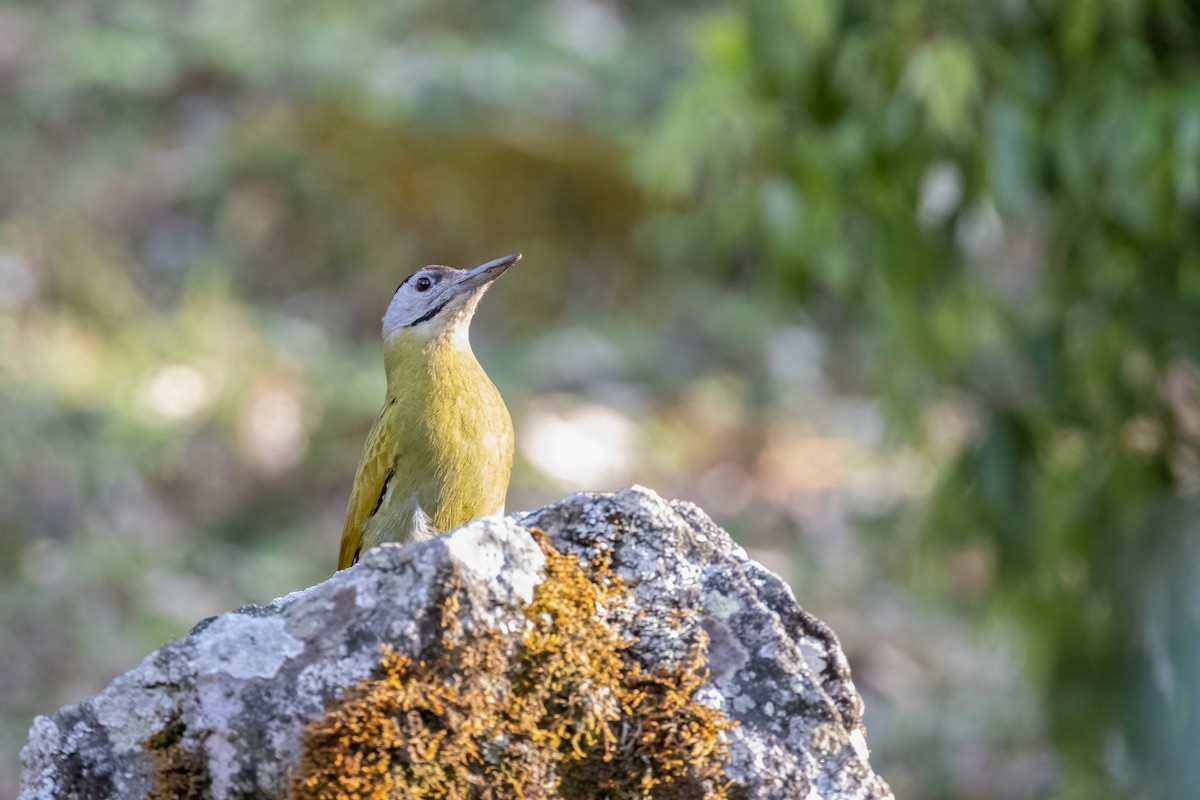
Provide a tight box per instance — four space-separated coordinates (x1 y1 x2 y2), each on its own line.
290 530 734 800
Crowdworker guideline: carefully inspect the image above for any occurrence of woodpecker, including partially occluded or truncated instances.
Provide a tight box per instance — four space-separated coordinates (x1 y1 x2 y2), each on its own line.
337 253 518 570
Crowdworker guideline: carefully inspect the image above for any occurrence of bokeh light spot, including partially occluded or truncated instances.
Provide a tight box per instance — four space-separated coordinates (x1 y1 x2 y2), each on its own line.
520 397 640 491
240 387 308 473
136 363 215 423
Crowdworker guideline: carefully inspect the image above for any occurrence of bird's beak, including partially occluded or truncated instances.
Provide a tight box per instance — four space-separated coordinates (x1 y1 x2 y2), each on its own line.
456 253 521 293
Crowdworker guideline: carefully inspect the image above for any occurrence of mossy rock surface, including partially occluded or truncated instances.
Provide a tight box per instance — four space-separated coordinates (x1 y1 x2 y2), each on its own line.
20 487 892 800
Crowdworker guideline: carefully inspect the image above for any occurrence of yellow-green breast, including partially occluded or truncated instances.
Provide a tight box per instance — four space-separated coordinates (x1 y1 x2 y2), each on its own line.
338 334 513 569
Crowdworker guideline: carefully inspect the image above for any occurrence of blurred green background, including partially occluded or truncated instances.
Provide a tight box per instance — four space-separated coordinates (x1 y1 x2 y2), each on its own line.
3 1 1199 797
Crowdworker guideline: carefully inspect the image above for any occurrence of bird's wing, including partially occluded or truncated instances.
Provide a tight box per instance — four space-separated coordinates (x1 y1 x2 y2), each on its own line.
337 412 397 570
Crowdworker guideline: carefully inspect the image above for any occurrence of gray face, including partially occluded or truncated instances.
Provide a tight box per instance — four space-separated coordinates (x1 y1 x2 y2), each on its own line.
385 266 461 331
381 254 520 341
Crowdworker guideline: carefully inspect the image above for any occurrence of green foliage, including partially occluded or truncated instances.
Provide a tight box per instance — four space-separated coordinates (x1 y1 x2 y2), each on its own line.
638 0 1200 795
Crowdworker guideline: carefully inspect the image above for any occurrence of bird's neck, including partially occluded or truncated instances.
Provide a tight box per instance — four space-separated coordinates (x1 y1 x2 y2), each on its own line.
382 327 481 394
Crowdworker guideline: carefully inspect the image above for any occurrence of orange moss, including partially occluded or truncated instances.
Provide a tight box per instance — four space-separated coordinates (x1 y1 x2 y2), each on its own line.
290 530 733 800
144 714 211 800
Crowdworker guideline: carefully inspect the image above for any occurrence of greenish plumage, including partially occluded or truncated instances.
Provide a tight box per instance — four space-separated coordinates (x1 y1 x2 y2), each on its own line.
337 255 517 570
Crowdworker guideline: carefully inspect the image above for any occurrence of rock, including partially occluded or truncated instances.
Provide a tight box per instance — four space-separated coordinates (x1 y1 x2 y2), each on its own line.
19 486 892 800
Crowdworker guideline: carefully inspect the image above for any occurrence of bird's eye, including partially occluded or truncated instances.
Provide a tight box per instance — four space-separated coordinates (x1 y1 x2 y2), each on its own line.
415 276 433 292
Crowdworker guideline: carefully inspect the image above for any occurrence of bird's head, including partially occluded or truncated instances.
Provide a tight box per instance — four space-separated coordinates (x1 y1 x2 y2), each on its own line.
382 253 520 347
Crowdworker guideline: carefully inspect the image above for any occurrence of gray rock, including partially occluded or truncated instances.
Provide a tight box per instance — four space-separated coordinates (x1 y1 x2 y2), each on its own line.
20 486 892 799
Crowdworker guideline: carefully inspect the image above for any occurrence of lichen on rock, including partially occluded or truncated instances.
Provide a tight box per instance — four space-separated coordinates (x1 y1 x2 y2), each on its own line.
291 530 733 800
19 487 893 800
144 714 211 800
